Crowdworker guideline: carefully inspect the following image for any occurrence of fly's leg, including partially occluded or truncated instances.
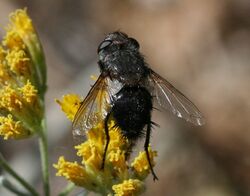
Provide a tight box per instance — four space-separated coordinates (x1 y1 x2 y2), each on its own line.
101 111 111 169
144 123 158 181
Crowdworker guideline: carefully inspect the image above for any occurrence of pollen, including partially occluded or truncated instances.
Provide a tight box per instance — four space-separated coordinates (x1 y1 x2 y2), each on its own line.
0 61 8 80
85 123 105 149
0 85 22 111
112 179 145 196
90 75 98 81
53 156 92 188
9 9 34 38
131 147 157 179
0 62 7 82
109 127 128 150
0 48 11 85
76 142 103 170
56 94 81 121
19 80 38 103
75 142 92 162
75 125 105 169
6 48 30 76
2 28 24 49
108 148 127 172
0 46 6 59
0 114 30 140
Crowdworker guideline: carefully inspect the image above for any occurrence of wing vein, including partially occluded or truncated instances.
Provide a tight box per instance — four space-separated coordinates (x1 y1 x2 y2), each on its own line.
149 69 205 126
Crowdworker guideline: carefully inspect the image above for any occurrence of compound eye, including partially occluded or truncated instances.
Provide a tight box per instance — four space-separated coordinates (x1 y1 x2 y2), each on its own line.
97 40 112 53
129 38 140 50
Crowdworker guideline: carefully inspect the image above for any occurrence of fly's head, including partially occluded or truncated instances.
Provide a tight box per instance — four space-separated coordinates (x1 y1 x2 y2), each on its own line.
97 31 140 70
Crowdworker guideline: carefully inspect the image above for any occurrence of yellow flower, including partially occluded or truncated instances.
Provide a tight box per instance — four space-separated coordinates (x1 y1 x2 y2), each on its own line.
8 9 35 39
0 62 9 84
55 93 157 195
18 80 38 103
56 94 81 121
0 114 30 140
0 46 6 59
108 148 127 173
112 179 145 196
7 9 35 37
6 47 30 76
0 47 12 85
0 8 48 196
131 147 157 180
76 142 103 171
0 85 22 111
2 28 24 49
5 8 46 95
109 126 128 150
54 157 94 188
0 8 47 140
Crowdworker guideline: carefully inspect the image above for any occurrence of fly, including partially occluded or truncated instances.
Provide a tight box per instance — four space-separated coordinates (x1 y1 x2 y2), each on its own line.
73 31 205 181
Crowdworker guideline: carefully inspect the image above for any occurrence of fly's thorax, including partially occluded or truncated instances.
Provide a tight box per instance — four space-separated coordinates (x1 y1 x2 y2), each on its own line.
99 50 149 85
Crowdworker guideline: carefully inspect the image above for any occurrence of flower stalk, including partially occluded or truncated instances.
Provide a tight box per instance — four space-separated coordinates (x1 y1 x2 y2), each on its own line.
0 153 39 196
0 176 31 196
38 119 50 196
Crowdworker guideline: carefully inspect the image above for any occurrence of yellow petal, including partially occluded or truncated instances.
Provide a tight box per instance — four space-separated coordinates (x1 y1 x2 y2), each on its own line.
56 94 81 121
76 142 103 170
2 28 25 49
0 85 22 111
5 47 30 76
108 148 127 172
18 80 38 103
112 179 145 196
0 114 30 140
131 147 157 179
0 47 12 85
9 9 35 38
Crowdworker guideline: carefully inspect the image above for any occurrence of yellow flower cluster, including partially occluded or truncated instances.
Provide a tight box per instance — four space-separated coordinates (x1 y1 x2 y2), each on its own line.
0 9 46 140
112 179 144 196
0 114 30 140
131 149 157 180
54 94 157 195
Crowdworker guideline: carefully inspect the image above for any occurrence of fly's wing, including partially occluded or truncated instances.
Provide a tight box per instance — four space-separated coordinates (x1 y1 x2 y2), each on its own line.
72 73 112 138
149 69 205 126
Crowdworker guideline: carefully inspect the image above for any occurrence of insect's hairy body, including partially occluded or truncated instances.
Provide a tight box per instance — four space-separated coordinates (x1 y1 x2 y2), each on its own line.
98 32 149 85
112 86 153 140
97 32 158 180
73 31 205 181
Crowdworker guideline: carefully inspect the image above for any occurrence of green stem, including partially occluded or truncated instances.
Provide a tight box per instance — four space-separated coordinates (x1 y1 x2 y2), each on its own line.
58 182 75 196
0 176 30 196
76 190 89 196
0 153 38 196
38 119 50 196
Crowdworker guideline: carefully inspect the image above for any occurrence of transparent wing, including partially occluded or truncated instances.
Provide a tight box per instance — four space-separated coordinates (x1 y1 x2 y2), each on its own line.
72 73 112 138
149 69 205 126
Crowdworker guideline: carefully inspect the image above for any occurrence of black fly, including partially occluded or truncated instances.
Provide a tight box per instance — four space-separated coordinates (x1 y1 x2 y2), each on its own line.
72 32 205 181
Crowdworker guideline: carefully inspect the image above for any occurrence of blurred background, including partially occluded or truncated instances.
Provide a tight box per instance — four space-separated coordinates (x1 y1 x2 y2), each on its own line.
0 0 250 195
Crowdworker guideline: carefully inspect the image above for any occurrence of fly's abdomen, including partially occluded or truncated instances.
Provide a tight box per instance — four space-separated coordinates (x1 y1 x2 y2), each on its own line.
112 86 153 140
